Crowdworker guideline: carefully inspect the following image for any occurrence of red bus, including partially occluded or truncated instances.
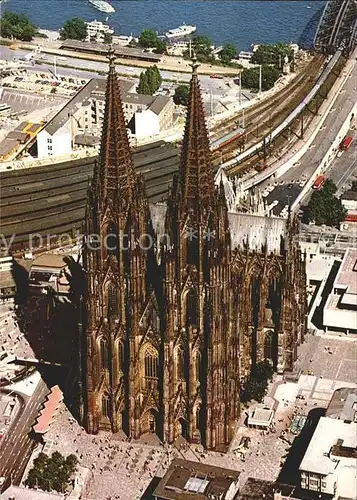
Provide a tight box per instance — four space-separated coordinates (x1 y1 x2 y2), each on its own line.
312 175 325 190
345 214 357 222
340 136 353 150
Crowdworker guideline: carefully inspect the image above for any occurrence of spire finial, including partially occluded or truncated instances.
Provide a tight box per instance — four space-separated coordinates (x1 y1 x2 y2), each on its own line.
190 50 199 75
107 45 116 72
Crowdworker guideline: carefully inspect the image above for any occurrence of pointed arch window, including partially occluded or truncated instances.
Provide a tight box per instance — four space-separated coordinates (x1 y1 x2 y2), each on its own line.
108 283 118 318
101 393 111 418
144 346 158 379
106 222 118 257
99 337 109 369
195 406 200 430
195 351 201 381
176 348 185 380
117 340 124 373
264 330 274 361
186 289 198 327
187 230 199 266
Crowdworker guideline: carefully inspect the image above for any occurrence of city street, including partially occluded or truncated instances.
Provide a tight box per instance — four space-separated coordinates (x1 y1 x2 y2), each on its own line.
262 60 357 215
0 377 49 484
329 141 357 196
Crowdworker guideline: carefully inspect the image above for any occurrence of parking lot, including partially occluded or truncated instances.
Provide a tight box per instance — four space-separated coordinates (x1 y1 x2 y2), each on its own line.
2 70 88 98
1 88 65 116
263 176 308 217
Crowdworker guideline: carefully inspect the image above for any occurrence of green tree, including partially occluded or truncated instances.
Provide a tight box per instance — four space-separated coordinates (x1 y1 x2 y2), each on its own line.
103 32 113 44
155 38 167 54
151 65 162 90
191 35 213 62
25 452 77 493
146 67 156 94
138 28 158 48
240 360 274 404
306 179 346 227
241 64 280 91
351 181 357 191
252 43 293 66
137 66 162 95
253 360 274 382
137 71 151 95
219 43 237 63
0 11 37 41
60 17 87 41
173 84 189 106
241 377 267 403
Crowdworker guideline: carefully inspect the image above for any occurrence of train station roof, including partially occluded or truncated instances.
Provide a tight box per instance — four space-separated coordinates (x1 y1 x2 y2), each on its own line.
153 458 240 500
60 39 162 62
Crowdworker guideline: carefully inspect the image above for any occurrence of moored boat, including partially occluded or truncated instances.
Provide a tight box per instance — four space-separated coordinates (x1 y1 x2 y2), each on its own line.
165 23 196 39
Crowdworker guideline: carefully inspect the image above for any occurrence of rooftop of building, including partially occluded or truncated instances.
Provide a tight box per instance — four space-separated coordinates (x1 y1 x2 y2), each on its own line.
0 270 16 291
43 78 133 136
150 205 290 255
30 253 68 270
0 138 19 156
6 130 29 142
43 75 167 136
334 247 357 297
122 92 172 117
228 212 288 254
247 407 274 427
0 120 44 157
326 387 357 422
34 385 63 435
90 80 171 114
0 485 64 500
74 133 101 146
236 478 333 500
299 416 357 476
152 458 240 500
60 39 162 62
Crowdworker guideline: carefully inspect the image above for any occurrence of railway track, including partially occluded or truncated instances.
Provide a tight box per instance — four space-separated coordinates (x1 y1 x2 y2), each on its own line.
1 141 179 251
211 55 326 167
0 55 338 253
226 51 346 178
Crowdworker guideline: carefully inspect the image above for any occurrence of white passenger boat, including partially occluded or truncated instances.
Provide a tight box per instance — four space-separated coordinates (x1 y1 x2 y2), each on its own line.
165 24 197 39
88 0 115 14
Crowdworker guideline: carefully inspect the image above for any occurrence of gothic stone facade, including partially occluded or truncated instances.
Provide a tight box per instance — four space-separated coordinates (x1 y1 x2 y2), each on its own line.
82 52 307 450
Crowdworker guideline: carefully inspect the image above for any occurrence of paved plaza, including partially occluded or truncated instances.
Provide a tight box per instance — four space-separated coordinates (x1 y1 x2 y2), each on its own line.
20 332 357 499
0 302 35 380
297 333 357 383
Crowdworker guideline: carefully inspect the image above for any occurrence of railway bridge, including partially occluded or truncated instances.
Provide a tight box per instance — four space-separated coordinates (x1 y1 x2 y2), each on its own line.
314 0 357 54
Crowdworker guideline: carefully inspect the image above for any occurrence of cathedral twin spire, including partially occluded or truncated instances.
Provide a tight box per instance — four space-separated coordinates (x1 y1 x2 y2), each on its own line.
180 53 215 211
96 48 215 214
97 47 135 208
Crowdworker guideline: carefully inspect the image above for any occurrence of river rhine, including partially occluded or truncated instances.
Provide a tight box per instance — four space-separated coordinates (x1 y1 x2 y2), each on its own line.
2 0 325 50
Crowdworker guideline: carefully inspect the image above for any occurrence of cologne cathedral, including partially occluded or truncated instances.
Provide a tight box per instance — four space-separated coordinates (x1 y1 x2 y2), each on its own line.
82 49 307 450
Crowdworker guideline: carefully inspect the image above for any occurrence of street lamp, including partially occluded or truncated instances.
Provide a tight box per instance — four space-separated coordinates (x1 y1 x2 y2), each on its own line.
238 71 242 107
258 65 262 95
